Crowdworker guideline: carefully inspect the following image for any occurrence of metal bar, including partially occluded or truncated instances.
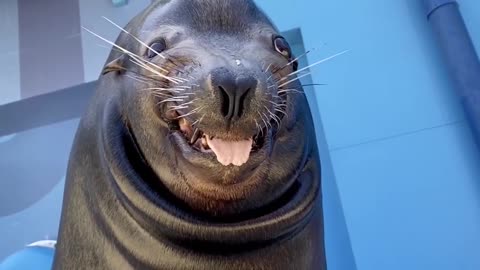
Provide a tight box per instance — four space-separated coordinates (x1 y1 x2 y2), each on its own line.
0 81 96 136
424 0 480 149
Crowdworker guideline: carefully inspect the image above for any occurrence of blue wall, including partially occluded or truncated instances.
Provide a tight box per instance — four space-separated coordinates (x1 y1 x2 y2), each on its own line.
256 0 480 269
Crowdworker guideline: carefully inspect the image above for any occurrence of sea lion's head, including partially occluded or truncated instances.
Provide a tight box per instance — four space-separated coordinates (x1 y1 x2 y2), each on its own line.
100 0 316 216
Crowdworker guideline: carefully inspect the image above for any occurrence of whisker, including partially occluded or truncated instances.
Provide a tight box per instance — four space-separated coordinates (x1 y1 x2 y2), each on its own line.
152 92 174 98
102 16 166 60
288 49 315 67
82 27 148 65
302 84 327 87
150 90 183 95
102 17 187 78
125 74 152 84
285 50 349 79
175 106 205 119
264 106 281 127
149 88 186 93
277 88 304 94
254 119 261 136
273 104 288 109
97 44 189 84
150 74 189 83
129 57 183 84
268 50 348 88
124 70 175 85
276 72 312 89
267 48 315 80
273 108 288 117
158 97 187 104
264 63 273 73
258 112 269 132
269 100 287 107
82 26 184 84
175 99 199 107
178 92 196 96
275 70 310 84
191 114 206 127
142 87 184 95
262 112 273 130
169 106 189 110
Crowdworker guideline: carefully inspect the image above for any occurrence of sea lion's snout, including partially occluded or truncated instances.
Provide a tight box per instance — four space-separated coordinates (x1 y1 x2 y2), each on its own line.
209 67 257 122
175 65 265 166
195 67 258 166
159 51 277 167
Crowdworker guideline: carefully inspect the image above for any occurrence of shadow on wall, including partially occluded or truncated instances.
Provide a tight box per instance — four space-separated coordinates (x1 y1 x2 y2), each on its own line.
0 119 79 260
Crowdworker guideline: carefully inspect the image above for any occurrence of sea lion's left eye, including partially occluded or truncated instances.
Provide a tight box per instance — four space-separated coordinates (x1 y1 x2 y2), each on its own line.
273 37 292 58
147 39 166 58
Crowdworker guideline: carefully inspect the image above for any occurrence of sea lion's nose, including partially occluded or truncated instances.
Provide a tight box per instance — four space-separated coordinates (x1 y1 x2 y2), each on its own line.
210 67 257 121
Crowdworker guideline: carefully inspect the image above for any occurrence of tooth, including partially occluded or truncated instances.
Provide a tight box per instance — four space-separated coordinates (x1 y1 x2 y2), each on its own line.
180 118 193 138
202 137 208 148
190 128 200 144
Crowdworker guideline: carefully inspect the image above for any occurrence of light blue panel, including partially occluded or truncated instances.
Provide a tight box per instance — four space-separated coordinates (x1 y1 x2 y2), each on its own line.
261 0 466 148
331 122 480 270
311 0 468 149
460 0 480 52
0 0 20 105
293 33 357 270
310 101 358 270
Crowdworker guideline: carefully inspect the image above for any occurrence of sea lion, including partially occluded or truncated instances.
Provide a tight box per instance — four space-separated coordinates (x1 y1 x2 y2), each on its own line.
53 0 327 269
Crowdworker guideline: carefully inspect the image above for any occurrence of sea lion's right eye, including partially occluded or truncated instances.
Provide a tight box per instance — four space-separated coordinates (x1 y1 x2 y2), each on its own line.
273 36 292 58
147 39 167 58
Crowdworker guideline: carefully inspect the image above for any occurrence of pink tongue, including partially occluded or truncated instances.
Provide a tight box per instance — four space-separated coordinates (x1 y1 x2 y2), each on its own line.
206 136 253 166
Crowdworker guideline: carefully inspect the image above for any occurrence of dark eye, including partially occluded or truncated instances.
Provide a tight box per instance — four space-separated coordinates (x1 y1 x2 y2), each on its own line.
147 39 166 58
273 37 292 58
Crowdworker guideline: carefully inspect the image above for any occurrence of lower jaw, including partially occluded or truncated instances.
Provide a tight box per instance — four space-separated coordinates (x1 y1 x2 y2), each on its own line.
170 127 273 170
168 169 303 220
168 129 274 198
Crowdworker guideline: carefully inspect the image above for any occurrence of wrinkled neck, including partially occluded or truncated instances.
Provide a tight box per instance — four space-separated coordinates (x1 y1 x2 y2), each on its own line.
98 96 320 252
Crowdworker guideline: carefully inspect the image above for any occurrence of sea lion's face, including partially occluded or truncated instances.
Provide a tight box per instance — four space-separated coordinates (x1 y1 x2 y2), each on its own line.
105 0 313 216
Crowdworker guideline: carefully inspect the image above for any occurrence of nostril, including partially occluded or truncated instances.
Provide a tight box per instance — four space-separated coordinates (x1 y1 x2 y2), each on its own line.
233 77 257 119
219 86 230 117
210 67 257 121
236 87 251 118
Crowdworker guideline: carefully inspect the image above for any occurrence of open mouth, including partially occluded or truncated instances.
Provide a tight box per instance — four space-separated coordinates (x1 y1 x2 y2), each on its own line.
166 113 268 167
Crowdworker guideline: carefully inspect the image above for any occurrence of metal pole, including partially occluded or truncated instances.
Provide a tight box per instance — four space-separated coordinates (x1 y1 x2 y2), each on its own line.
424 0 480 149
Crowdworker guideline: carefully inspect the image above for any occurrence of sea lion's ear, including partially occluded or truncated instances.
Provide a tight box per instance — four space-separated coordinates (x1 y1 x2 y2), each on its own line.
102 55 126 75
